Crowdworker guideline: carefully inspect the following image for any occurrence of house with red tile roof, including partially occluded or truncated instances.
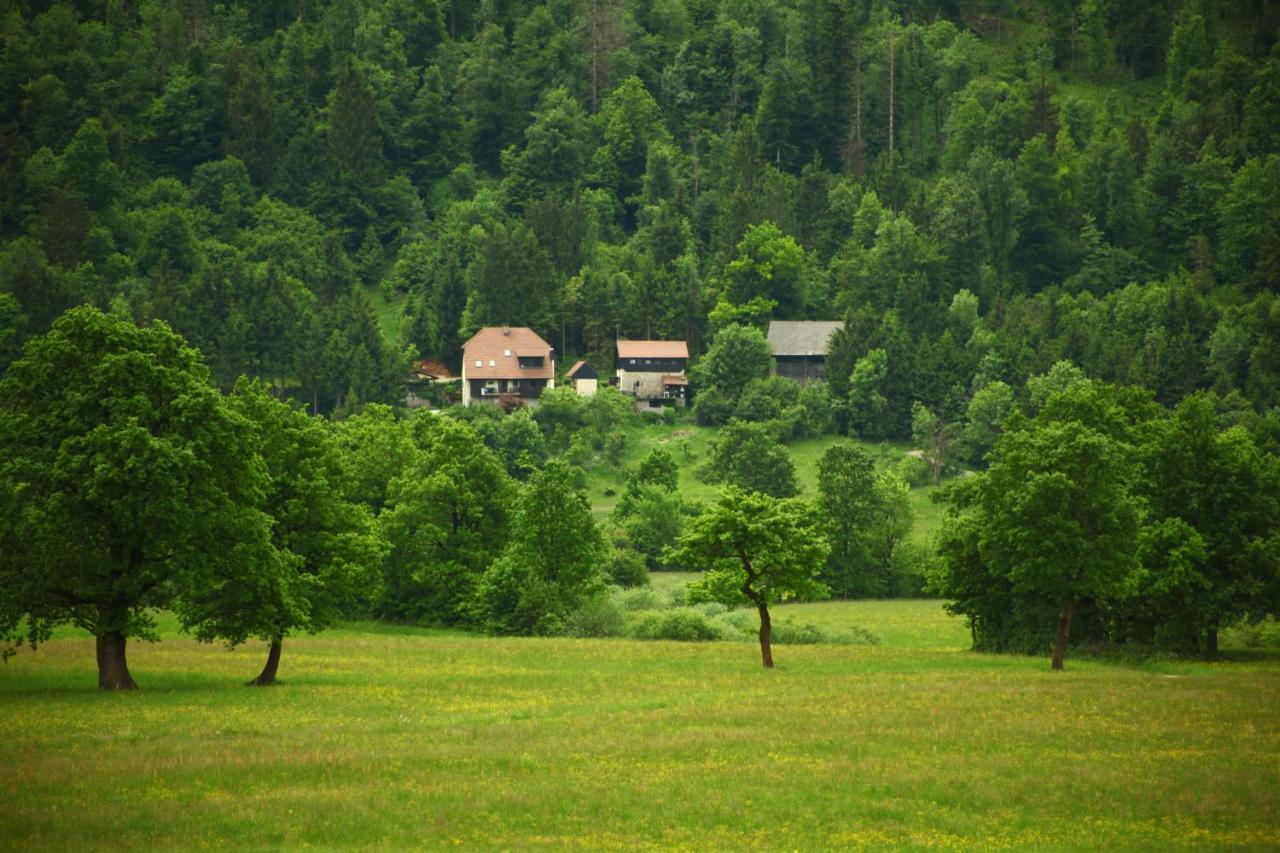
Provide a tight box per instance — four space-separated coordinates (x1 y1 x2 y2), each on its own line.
616 339 689 405
461 327 555 405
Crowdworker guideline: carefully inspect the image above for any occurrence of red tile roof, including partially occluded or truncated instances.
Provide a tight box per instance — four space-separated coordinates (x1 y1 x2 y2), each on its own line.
662 374 689 385
566 359 589 377
617 340 689 359
462 327 554 380
412 358 456 379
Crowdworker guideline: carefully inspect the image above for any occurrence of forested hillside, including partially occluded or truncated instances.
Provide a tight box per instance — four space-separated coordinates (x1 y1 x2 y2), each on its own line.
3 0 1278 430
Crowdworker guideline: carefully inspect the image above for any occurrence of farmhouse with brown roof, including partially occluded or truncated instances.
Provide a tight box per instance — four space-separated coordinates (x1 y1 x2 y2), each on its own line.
616 339 689 405
461 327 555 405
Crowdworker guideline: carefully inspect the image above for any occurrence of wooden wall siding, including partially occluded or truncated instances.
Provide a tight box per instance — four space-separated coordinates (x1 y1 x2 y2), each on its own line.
619 358 687 373
774 356 826 384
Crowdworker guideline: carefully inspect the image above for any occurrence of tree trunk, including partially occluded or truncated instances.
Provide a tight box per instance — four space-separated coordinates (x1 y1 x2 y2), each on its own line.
1205 626 1218 660
757 602 774 669
1051 597 1077 671
96 631 138 690
251 637 283 686
887 24 895 171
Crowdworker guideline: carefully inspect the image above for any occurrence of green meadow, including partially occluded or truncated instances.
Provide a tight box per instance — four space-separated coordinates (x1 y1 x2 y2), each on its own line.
4 600 1279 849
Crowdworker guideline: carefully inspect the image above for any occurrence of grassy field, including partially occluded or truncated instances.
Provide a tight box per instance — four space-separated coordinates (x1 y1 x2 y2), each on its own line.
582 420 945 546
4 602 1279 849
369 283 407 349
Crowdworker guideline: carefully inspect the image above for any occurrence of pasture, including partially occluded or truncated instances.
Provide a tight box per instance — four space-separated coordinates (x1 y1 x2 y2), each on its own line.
3 600 1279 849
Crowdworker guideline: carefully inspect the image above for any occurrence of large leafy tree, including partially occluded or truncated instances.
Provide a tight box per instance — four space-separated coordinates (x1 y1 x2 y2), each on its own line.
723 223 807 319
0 307 275 689
176 379 384 685
674 487 829 667
331 404 419 514
502 87 592 206
378 417 516 625
815 443 881 597
1133 393 1280 657
936 382 1143 669
692 323 772 401
474 460 606 634
706 419 799 498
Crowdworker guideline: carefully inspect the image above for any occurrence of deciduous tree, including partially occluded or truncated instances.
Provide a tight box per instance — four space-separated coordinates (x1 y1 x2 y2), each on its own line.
936 382 1142 669
177 379 383 685
674 487 829 667
0 308 274 689
474 460 606 634
379 417 516 625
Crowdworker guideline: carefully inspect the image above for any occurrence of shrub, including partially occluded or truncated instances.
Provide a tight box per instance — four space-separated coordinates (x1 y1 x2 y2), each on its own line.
628 607 727 641
891 453 932 487
735 376 800 424
564 593 627 638
613 586 663 611
1223 616 1280 649
603 430 627 465
605 547 650 588
795 382 835 438
770 619 880 646
565 432 596 468
693 387 735 425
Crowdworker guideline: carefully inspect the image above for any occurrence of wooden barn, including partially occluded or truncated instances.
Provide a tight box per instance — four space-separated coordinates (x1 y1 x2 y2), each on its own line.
767 321 843 384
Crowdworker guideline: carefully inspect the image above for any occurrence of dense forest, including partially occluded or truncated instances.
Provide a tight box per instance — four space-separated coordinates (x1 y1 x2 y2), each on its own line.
3 0 1279 428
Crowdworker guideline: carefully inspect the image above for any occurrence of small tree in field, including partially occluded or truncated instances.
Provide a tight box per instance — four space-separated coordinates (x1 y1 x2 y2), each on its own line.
0 307 274 689
692 323 772 400
674 488 829 667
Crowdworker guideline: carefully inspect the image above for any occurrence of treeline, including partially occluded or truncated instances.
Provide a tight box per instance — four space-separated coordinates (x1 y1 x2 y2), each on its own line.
3 0 1280 433
4 306 1276 685
930 364 1280 665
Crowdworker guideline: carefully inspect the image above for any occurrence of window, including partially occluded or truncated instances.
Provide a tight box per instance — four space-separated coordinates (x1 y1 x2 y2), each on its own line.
475 360 482 368
489 359 496 367
504 349 511 357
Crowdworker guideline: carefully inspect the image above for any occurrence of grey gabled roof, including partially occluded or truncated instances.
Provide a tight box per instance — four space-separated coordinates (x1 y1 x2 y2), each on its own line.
767 321 843 357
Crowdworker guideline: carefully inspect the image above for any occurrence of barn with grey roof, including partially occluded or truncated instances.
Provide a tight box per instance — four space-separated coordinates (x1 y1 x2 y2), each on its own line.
767 320 843 384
